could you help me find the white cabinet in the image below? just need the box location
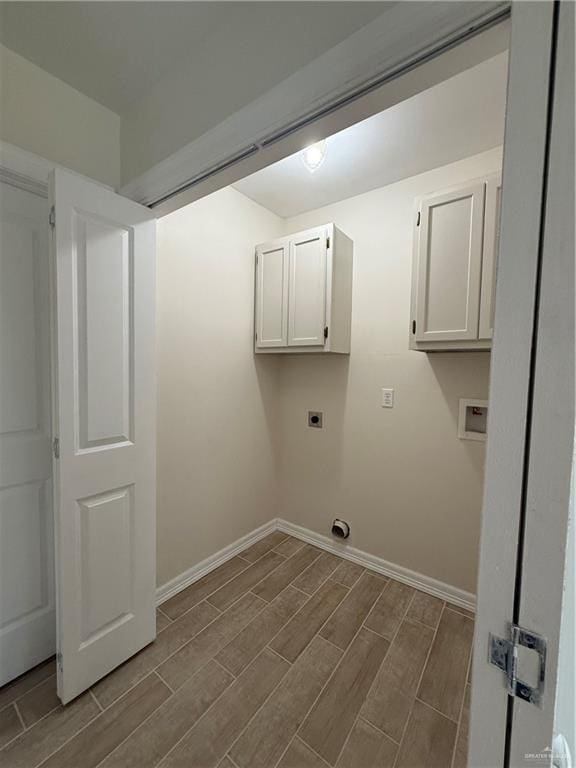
[255,224,353,354]
[410,173,501,351]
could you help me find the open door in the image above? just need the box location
[50,169,156,704]
[470,2,574,766]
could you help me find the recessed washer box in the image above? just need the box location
[458,399,488,441]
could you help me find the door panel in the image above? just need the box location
[415,182,484,341]
[76,213,133,448]
[288,228,327,346]
[0,182,54,686]
[51,170,156,703]
[255,241,288,348]
[479,174,502,340]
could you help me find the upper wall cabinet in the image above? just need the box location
[255,224,353,354]
[410,173,502,351]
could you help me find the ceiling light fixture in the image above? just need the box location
[301,140,327,173]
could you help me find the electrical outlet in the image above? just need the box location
[381,388,394,408]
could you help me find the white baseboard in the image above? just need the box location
[156,517,476,613]
[276,519,476,612]
[155,518,278,606]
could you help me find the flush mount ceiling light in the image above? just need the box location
[301,140,327,173]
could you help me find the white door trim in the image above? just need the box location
[468,3,559,766]
[509,1,574,761]
[119,3,509,211]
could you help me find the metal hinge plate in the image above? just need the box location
[326,236,330,249]
[49,206,55,229]
[416,211,421,226]
[324,326,329,340]
[489,624,547,706]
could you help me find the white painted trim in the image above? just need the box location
[155,519,278,606]
[156,517,476,613]
[275,519,476,612]
[120,2,509,209]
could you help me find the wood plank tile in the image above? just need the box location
[42,674,170,768]
[100,661,233,768]
[159,650,288,768]
[207,551,285,610]
[336,718,397,768]
[360,670,412,745]
[161,557,249,619]
[450,605,475,621]
[240,532,288,563]
[17,675,59,728]
[0,705,23,749]
[270,579,348,663]
[0,658,55,710]
[0,691,99,768]
[156,609,172,633]
[93,599,220,708]
[363,579,414,640]
[277,738,329,768]
[299,627,389,765]
[361,619,434,741]
[217,758,237,768]
[407,592,445,629]
[320,572,386,650]
[252,545,321,603]
[273,536,305,557]
[230,637,341,768]
[292,552,342,595]
[331,560,364,588]
[216,586,307,676]
[452,684,471,768]
[395,700,457,768]
[157,592,266,691]
[417,608,474,721]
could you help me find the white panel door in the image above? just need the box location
[479,174,502,340]
[415,182,485,342]
[255,240,288,348]
[50,170,156,703]
[288,228,327,347]
[0,182,54,686]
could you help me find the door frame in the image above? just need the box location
[469,2,570,766]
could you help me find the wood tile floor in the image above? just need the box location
[0,533,474,768]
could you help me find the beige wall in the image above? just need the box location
[156,187,282,585]
[156,148,501,595]
[276,148,502,594]
[0,45,121,187]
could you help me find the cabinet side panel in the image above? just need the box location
[329,227,353,353]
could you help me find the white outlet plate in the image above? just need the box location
[381,388,394,408]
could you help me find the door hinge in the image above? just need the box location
[324,326,329,340]
[489,624,547,707]
[416,211,421,227]
[52,437,60,459]
[49,206,56,229]
[412,320,416,334]
[326,236,330,249]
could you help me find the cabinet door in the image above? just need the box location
[415,182,485,342]
[479,175,502,340]
[288,228,327,346]
[255,241,289,348]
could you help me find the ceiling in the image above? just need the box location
[0,2,387,114]
[234,52,508,218]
